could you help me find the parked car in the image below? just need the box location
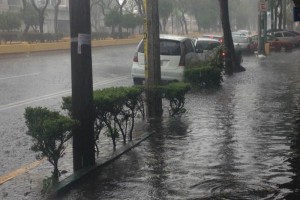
[236,30,252,37]
[131,34,199,85]
[202,34,223,43]
[273,30,299,47]
[194,37,221,52]
[194,37,223,61]
[251,34,293,52]
[232,35,255,54]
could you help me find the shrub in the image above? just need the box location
[0,31,20,44]
[160,82,191,115]
[93,86,144,149]
[184,65,223,88]
[184,46,224,88]
[24,107,78,180]
[22,32,42,43]
[91,32,109,40]
[62,86,144,151]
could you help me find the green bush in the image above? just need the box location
[62,86,144,151]
[160,82,191,115]
[93,86,144,149]
[22,32,64,43]
[184,44,225,88]
[24,107,78,180]
[0,31,20,44]
[91,32,109,40]
[184,65,223,88]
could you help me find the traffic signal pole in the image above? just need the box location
[69,0,95,171]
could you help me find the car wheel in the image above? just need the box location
[133,78,143,85]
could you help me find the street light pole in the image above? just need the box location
[69,0,95,171]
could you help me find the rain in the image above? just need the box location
[1,0,300,199]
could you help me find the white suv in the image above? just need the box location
[131,34,198,85]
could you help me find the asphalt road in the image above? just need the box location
[0,44,136,178]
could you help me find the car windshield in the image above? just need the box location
[138,39,181,55]
[233,37,249,43]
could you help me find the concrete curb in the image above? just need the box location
[0,36,142,55]
[49,131,155,198]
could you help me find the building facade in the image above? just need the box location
[0,0,70,34]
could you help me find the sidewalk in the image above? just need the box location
[0,36,142,55]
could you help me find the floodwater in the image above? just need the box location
[57,51,300,199]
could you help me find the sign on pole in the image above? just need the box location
[259,0,268,12]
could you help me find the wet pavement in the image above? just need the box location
[54,50,300,200]
[2,49,300,200]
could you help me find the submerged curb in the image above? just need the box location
[50,131,155,198]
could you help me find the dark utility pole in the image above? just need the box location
[69,0,95,171]
[145,0,163,119]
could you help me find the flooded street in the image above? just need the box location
[56,51,300,200]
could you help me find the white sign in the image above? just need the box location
[77,33,91,54]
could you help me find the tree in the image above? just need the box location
[188,0,219,32]
[219,0,240,74]
[176,0,189,34]
[51,0,61,34]
[134,0,144,15]
[104,9,121,36]
[121,13,137,35]
[24,107,78,180]
[0,12,21,31]
[115,0,127,38]
[30,0,49,37]
[20,1,39,33]
[158,0,173,33]
[90,0,114,32]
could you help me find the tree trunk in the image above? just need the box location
[278,0,283,30]
[218,0,242,74]
[54,5,60,34]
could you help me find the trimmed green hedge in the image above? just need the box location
[160,82,191,115]
[24,107,78,180]
[62,86,144,151]
[184,45,224,88]
[184,65,223,88]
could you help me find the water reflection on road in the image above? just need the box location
[57,51,300,200]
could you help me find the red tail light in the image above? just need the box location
[133,52,138,62]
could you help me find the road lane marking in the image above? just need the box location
[0,72,41,81]
[0,75,130,111]
[0,159,45,185]
[0,75,131,184]
[0,75,130,183]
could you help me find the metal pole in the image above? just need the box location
[69,0,95,171]
[258,11,263,55]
